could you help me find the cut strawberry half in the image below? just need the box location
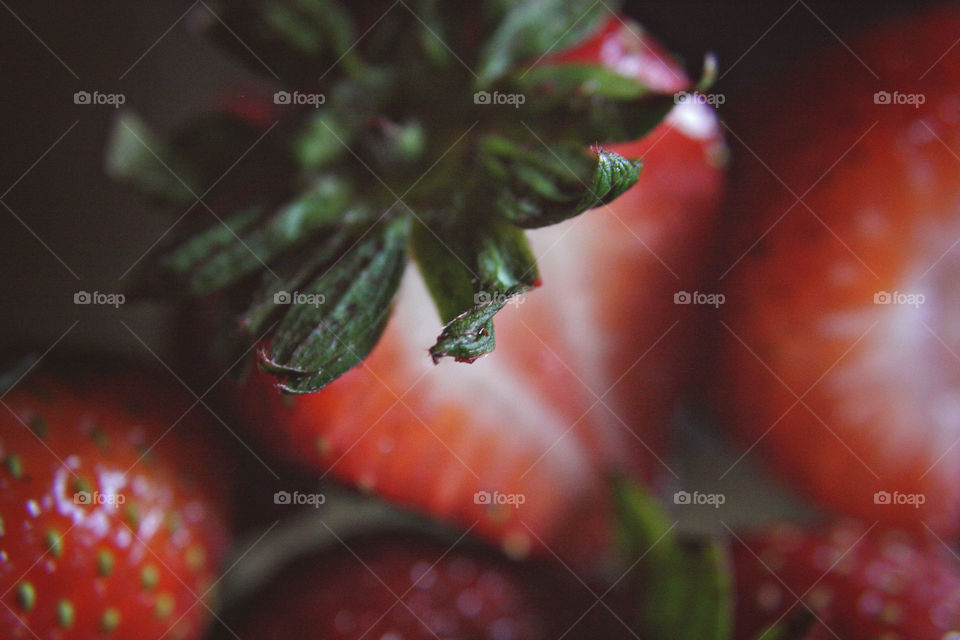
[712,4,960,535]
[228,96,725,567]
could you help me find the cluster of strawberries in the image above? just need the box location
[4,3,960,639]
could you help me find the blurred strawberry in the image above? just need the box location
[225,13,726,567]
[712,5,960,533]
[731,520,960,639]
[232,533,622,640]
[0,364,233,639]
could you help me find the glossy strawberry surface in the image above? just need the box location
[732,520,960,639]
[0,369,233,639]
[234,533,622,640]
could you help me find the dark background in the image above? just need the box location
[0,0,944,360]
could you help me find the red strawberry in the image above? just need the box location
[712,5,960,533]
[0,365,233,639]
[226,14,726,567]
[233,533,622,640]
[731,520,960,639]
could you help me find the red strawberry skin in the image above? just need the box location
[233,534,620,640]
[226,15,725,568]
[713,5,960,533]
[0,368,233,640]
[732,521,960,639]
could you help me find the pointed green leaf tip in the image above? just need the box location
[480,137,642,228]
[429,284,525,364]
[260,217,409,395]
[412,212,538,364]
[105,113,199,206]
[160,176,356,296]
[514,63,652,101]
[614,479,734,640]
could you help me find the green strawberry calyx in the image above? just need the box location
[107,0,712,394]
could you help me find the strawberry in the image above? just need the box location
[232,533,622,640]
[219,16,725,566]
[711,5,960,533]
[108,3,725,565]
[0,365,233,639]
[110,1,699,391]
[731,520,960,639]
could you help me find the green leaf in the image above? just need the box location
[472,216,539,295]
[509,54,717,145]
[264,0,355,57]
[517,85,675,145]
[428,289,509,364]
[161,176,355,295]
[199,0,360,82]
[105,113,200,206]
[479,136,641,228]
[413,213,539,324]
[644,540,733,640]
[294,110,356,170]
[240,226,357,336]
[616,478,675,558]
[293,72,397,171]
[410,219,475,324]
[477,0,618,86]
[260,217,409,394]
[411,208,538,364]
[159,206,264,289]
[413,0,452,67]
[615,480,734,640]
[366,120,427,171]
[514,63,652,101]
